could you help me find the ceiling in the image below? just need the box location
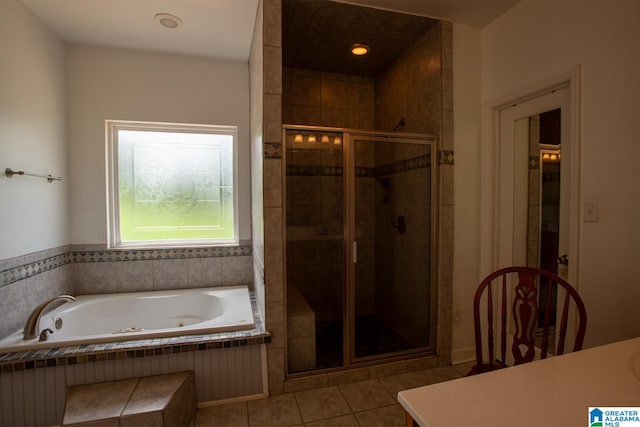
[335,0,520,28]
[20,0,261,61]
[20,0,519,62]
[283,0,439,77]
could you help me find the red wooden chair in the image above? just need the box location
[467,266,587,376]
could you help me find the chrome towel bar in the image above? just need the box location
[5,167,62,183]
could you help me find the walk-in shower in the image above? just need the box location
[284,125,437,374]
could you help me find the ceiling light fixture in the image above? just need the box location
[350,44,369,56]
[155,13,183,29]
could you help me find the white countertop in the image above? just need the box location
[398,337,640,427]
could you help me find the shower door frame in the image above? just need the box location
[282,125,439,376]
[345,131,438,365]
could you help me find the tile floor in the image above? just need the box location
[194,362,474,427]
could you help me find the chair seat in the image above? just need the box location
[465,362,507,376]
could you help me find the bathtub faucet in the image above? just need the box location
[23,295,76,340]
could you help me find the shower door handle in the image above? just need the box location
[353,241,358,264]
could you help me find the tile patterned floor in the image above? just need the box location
[194,362,474,427]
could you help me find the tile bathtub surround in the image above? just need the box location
[73,244,254,294]
[0,243,254,339]
[0,261,74,340]
[0,243,253,289]
[0,292,270,373]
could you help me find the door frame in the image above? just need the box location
[281,125,439,376]
[479,66,582,287]
[345,132,438,365]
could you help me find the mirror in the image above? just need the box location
[513,108,561,273]
[514,108,562,330]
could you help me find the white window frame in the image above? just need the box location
[106,120,239,249]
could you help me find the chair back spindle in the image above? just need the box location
[467,266,587,376]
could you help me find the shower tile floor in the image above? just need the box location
[193,362,474,426]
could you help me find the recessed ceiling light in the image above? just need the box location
[350,44,369,56]
[155,13,183,29]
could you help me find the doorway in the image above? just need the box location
[495,84,582,348]
[284,126,437,374]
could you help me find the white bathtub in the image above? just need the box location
[0,285,255,353]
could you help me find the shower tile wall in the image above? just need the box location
[281,66,375,347]
[373,144,431,346]
[354,142,376,318]
[374,21,454,356]
[287,145,343,323]
[375,22,444,137]
[282,68,375,129]
[354,138,432,356]
[285,128,345,372]
[261,1,453,390]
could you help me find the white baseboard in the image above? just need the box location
[451,346,476,365]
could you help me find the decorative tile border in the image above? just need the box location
[0,245,253,288]
[0,292,270,374]
[72,245,252,263]
[0,252,72,289]
[286,165,343,177]
[375,153,431,176]
[287,154,434,179]
[264,142,283,159]
[529,156,540,169]
[438,150,455,165]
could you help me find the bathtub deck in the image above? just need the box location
[62,371,196,426]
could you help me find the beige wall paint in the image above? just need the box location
[0,0,68,260]
[451,23,482,362]
[66,45,251,245]
[480,0,640,347]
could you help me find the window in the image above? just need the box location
[106,120,238,248]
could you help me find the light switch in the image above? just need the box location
[584,201,598,222]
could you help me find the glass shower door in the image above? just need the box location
[350,135,435,361]
[285,128,345,373]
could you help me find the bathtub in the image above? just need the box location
[0,285,255,353]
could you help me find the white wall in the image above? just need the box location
[0,0,68,260]
[480,0,640,347]
[451,23,482,362]
[66,45,251,244]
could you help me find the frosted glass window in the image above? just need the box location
[107,121,238,248]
